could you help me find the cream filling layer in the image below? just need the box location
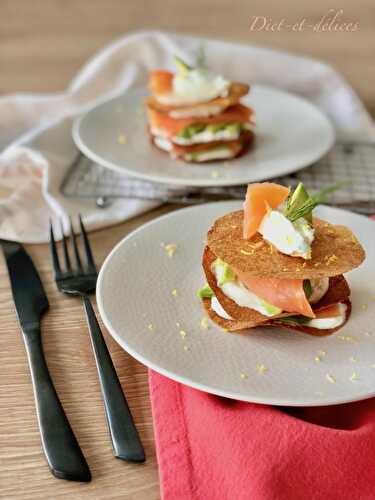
[154,136,173,152]
[185,147,235,162]
[211,297,233,320]
[212,296,347,329]
[173,127,242,146]
[153,136,237,161]
[151,123,254,146]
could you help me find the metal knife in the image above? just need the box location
[1,240,91,482]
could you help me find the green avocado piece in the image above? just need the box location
[259,300,282,316]
[174,56,192,77]
[277,315,310,326]
[197,284,214,299]
[177,123,206,139]
[206,123,225,133]
[303,280,312,299]
[225,123,242,135]
[206,123,242,135]
[185,152,199,162]
[214,259,236,286]
[286,182,312,223]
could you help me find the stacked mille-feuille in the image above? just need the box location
[198,182,365,336]
[146,57,255,163]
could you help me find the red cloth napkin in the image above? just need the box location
[149,370,375,500]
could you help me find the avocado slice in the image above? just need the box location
[177,123,206,139]
[225,123,242,135]
[197,284,215,299]
[206,123,227,133]
[303,279,312,299]
[277,315,310,326]
[259,300,282,316]
[174,56,192,77]
[214,259,236,286]
[285,182,312,223]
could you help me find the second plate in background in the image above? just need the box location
[73,85,335,187]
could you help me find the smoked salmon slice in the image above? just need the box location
[314,303,342,318]
[149,70,174,95]
[147,104,253,137]
[238,273,315,318]
[243,183,290,239]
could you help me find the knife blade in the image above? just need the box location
[2,240,49,331]
[1,240,91,482]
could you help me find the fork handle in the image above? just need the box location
[22,328,91,482]
[82,295,145,462]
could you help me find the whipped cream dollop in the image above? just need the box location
[259,210,315,260]
[157,68,230,105]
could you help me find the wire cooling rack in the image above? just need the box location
[61,141,375,213]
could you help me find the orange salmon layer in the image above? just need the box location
[236,272,315,318]
[243,183,290,239]
[147,104,253,137]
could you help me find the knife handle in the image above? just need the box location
[22,328,91,482]
[82,295,145,462]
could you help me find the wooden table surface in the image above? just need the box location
[0,1,374,498]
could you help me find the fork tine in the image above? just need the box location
[69,216,83,271]
[60,219,72,272]
[78,214,96,272]
[49,220,61,276]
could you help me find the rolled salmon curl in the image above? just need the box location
[243,183,290,239]
[149,70,173,95]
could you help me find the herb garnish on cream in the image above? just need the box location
[256,182,340,260]
[157,57,230,106]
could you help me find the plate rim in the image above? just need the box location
[72,84,335,187]
[97,202,375,407]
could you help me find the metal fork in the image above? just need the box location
[49,215,145,463]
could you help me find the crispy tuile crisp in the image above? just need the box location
[147,82,250,113]
[203,246,351,325]
[207,210,365,279]
[203,296,352,336]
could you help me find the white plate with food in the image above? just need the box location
[73,57,334,187]
[97,184,375,406]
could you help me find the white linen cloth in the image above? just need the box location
[1,30,374,243]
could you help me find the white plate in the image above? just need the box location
[97,203,375,407]
[73,85,334,187]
